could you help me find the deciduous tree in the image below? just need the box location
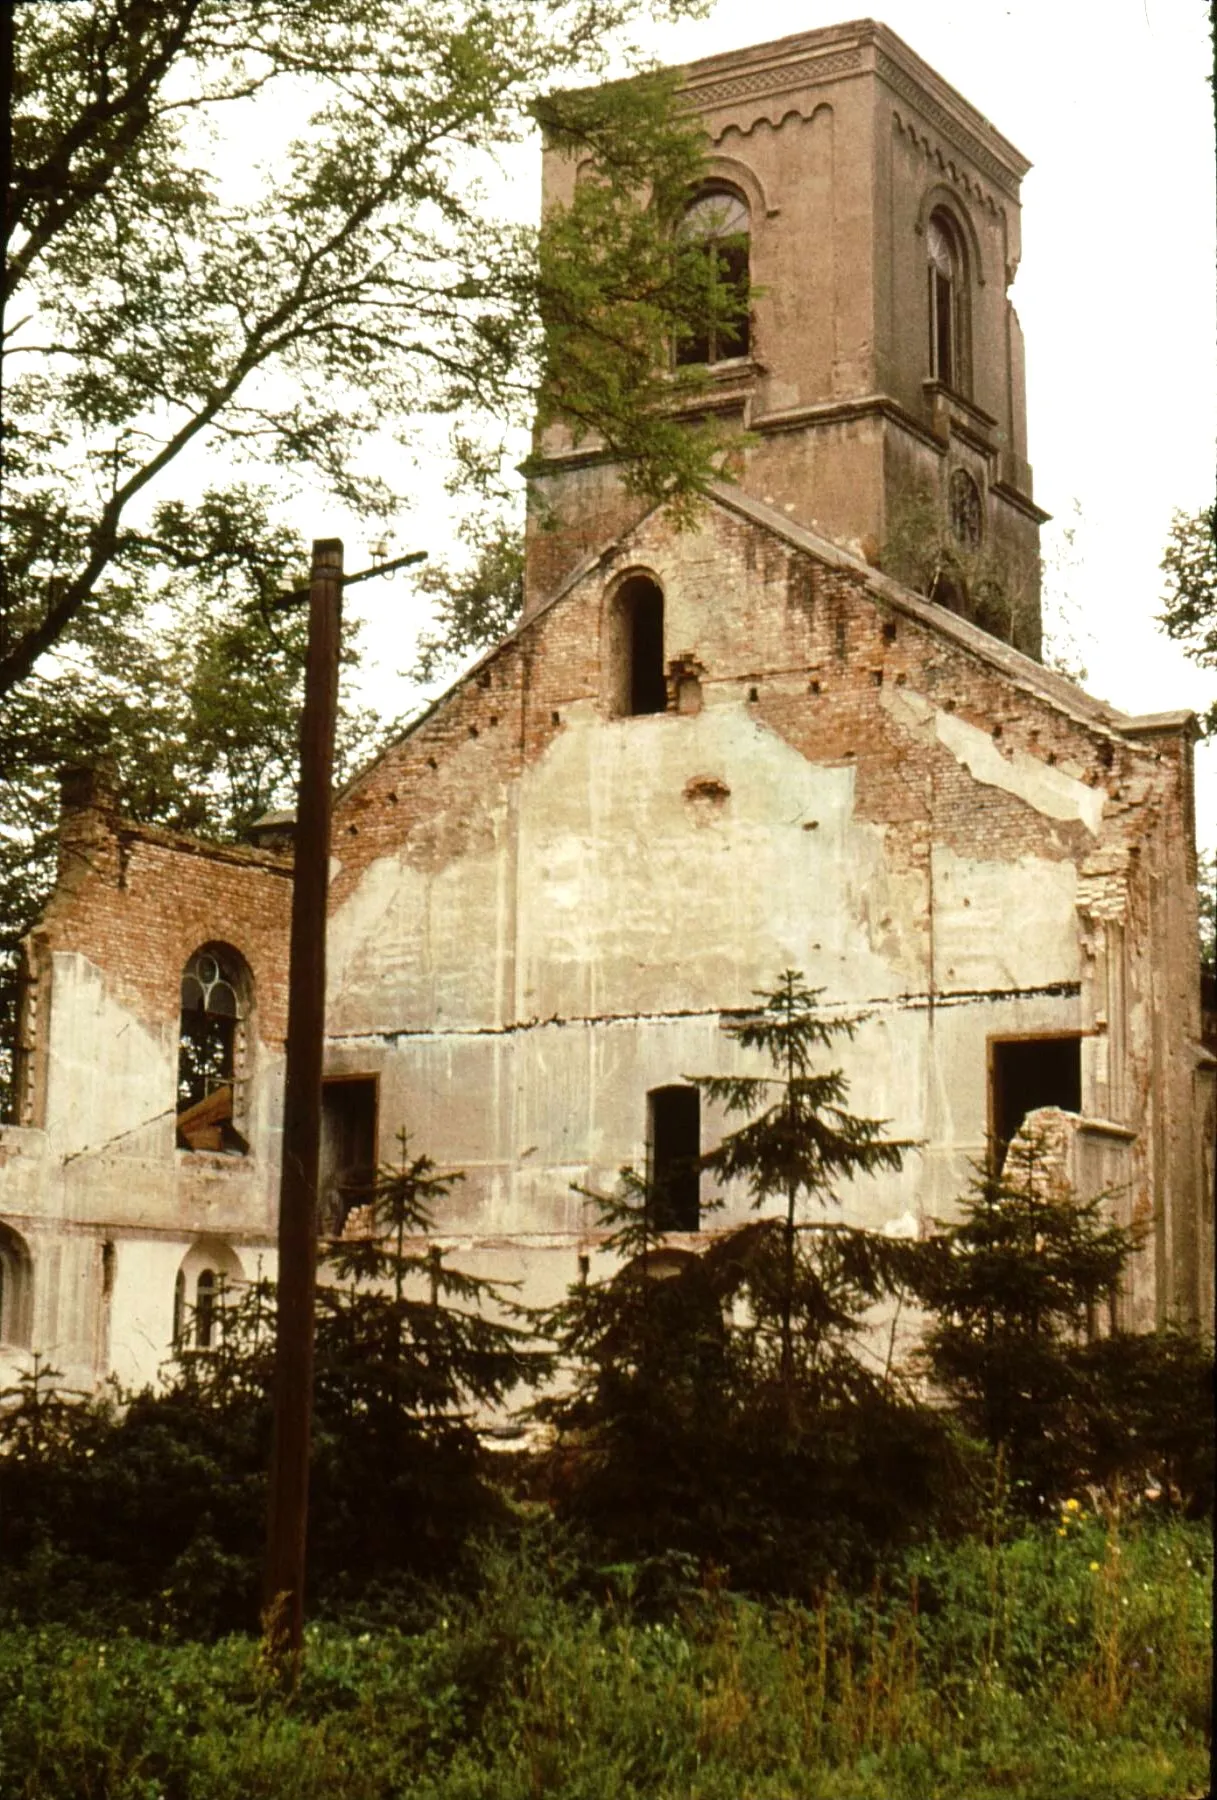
[3,0,734,699]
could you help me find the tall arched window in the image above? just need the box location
[611,575,667,716]
[676,189,751,366]
[177,944,251,1152]
[195,1269,217,1349]
[927,210,966,392]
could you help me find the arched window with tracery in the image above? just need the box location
[172,1239,242,1355]
[926,209,967,393]
[177,944,251,1152]
[676,188,751,366]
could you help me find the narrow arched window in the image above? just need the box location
[177,945,250,1153]
[927,211,965,391]
[195,1269,217,1349]
[612,576,667,716]
[676,189,751,366]
[0,1224,33,1348]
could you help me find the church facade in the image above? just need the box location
[2,20,1212,1395]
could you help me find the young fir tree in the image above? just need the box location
[539,1167,729,1563]
[918,1127,1140,1507]
[313,1131,548,1591]
[543,975,968,1592]
[694,970,919,1403]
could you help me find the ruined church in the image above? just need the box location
[2,19,1212,1396]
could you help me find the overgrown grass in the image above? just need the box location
[0,1512,1209,1800]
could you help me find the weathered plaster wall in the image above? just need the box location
[329,489,1204,1330]
[0,798,292,1387]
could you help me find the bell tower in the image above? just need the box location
[526,18,1046,657]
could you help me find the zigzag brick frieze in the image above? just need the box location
[682,47,862,113]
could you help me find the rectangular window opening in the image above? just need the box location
[320,1076,378,1234]
[648,1085,700,1232]
[989,1035,1082,1166]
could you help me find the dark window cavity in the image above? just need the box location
[320,1076,379,1233]
[927,211,965,392]
[990,1036,1083,1161]
[648,1085,701,1232]
[676,189,751,366]
[614,576,668,717]
[195,1268,217,1349]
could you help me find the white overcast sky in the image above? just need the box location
[337,0,1217,848]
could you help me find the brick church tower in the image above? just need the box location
[525,18,1047,656]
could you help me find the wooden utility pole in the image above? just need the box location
[264,536,343,1664]
[261,538,425,1670]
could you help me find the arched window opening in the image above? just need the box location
[676,189,751,367]
[0,1223,33,1348]
[195,1268,217,1349]
[647,1085,701,1232]
[613,576,668,717]
[927,211,966,392]
[177,945,250,1153]
[172,1239,242,1357]
[949,468,983,550]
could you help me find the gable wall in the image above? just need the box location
[329,502,1201,1328]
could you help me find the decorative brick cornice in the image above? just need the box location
[682,45,861,115]
[877,51,1022,197]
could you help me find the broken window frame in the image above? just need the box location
[176,944,252,1154]
[647,1084,702,1233]
[987,1031,1086,1169]
[319,1074,380,1235]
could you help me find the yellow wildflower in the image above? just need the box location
[1089,1561,1101,1572]
[1063,1498,1081,1514]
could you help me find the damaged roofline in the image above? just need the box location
[705,481,1198,749]
[334,478,1196,813]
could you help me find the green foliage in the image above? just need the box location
[543,974,965,1592]
[312,1131,547,1597]
[917,1136,1148,1507]
[4,0,726,697]
[694,970,916,1390]
[0,1135,546,1632]
[409,514,525,686]
[0,1520,1208,1800]
[881,481,1040,652]
[1158,503,1217,737]
[0,485,379,1114]
[529,71,745,521]
[539,1167,733,1565]
[1072,1329,1215,1516]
